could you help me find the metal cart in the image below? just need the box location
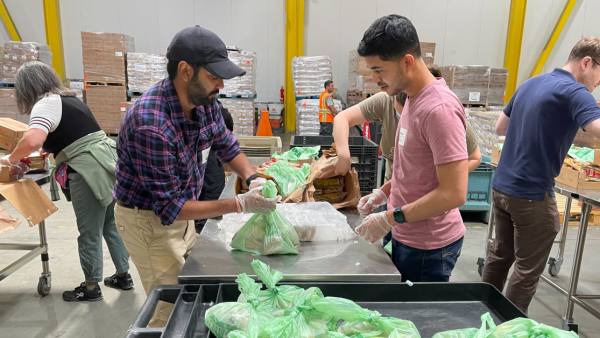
[478,162,600,332]
[0,172,55,296]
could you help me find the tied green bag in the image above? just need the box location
[251,259,304,311]
[265,161,311,197]
[312,297,421,338]
[205,274,274,338]
[230,181,300,255]
[273,146,321,162]
[432,313,579,338]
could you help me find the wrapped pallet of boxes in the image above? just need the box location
[0,88,17,119]
[81,32,134,82]
[468,110,504,157]
[0,118,27,152]
[126,53,167,94]
[223,50,256,96]
[420,42,436,66]
[295,99,343,136]
[222,99,255,137]
[2,41,52,81]
[120,101,134,121]
[86,85,128,134]
[442,65,490,106]
[292,56,333,97]
[487,68,508,106]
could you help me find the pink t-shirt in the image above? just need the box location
[388,78,467,250]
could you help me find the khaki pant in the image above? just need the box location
[114,204,197,327]
[482,188,560,314]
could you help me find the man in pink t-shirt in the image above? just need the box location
[353,15,469,282]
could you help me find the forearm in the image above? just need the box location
[333,116,350,156]
[177,198,238,221]
[379,180,392,197]
[226,153,256,182]
[390,186,465,223]
[9,134,43,162]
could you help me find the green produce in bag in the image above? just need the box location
[205,273,274,338]
[494,317,578,338]
[265,161,311,197]
[432,313,495,338]
[384,241,392,255]
[230,181,300,255]
[313,297,421,338]
[251,259,304,311]
[273,146,320,161]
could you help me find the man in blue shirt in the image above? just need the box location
[484,37,600,314]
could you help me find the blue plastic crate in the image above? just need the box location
[459,155,493,221]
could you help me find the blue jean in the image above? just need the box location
[391,236,464,282]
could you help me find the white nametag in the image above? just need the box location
[202,146,211,164]
[398,128,407,147]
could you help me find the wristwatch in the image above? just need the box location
[393,206,407,224]
[246,173,260,187]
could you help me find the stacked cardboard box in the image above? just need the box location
[420,42,436,67]
[223,50,256,95]
[268,103,284,129]
[487,68,508,106]
[292,56,333,97]
[81,32,134,82]
[221,99,255,137]
[126,53,166,93]
[346,90,365,107]
[86,85,127,134]
[2,41,52,80]
[0,118,28,151]
[442,65,490,105]
[468,110,504,157]
[120,101,134,121]
[0,89,17,119]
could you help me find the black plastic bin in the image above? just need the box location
[290,136,378,195]
[126,282,526,338]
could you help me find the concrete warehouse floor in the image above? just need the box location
[1,134,600,338]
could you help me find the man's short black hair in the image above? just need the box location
[167,60,204,81]
[358,15,421,61]
[324,80,333,89]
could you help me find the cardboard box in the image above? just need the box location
[0,178,58,226]
[555,165,600,190]
[491,146,502,164]
[420,42,436,66]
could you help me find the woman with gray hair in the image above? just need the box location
[0,61,133,302]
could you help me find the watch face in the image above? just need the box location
[393,207,405,223]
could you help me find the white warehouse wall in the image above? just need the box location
[2,1,600,103]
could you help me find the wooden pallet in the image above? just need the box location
[85,81,126,87]
[556,194,600,226]
[463,103,486,108]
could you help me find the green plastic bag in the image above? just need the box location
[205,274,274,338]
[568,145,595,163]
[273,146,320,161]
[312,297,421,338]
[230,181,300,255]
[432,313,495,338]
[265,161,311,197]
[493,317,578,338]
[384,241,392,255]
[251,259,304,311]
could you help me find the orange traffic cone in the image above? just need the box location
[256,109,273,136]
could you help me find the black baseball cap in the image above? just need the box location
[167,25,246,80]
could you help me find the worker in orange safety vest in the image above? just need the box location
[318,80,339,135]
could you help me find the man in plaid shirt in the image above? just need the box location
[113,26,278,327]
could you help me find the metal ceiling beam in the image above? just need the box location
[0,0,21,41]
[503,0,527,104]
[43,0,66,80]
[284,0,304,132]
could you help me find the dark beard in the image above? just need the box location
[187,75,218,106]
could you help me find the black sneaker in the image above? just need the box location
[104,272,134,290]
[62,282,103,302]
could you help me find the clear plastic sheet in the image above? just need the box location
[2,41,52,80]
[292,56,333,97]
[224,51,256,95]
[217,202,357,245]
[126,53,167,93]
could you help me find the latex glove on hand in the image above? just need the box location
[236,187,282,214]
[356,211,395,244]
[0,154,17,167]
[248,177,267,190]
[357,189,388,218]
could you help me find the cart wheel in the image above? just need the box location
[548,261,561,276]
[38,276,51,297]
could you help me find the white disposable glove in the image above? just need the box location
[0,154,17,167]
[356,211,395,244]
[357,189,388,218]
[236,187,281,214]
[248,177,267,190]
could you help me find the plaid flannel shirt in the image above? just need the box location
[114,78,241,225]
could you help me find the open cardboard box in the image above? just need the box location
[233,172,282,196]
[555,164,600,190]
[0,178,58,234]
